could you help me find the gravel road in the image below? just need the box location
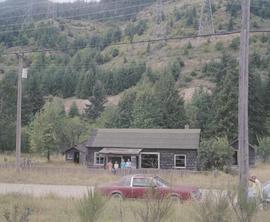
[0,183,93,198]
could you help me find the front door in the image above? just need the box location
[109,156,121,167]
[74,152,80,164]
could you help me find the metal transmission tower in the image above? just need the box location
[198,0,215,35]
[156,0,163,24]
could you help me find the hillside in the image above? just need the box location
[0,0,270,152]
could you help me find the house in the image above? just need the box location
[64,142,87,165]
[85,128,201,170]
[230,139,256,166]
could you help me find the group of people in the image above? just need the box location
[105,159,132,174]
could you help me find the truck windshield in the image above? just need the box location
[154,176,169,187]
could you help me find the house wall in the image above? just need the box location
[249,147,256,166]
[65,148,86,165]
[86,147,102,167]
[142,149,197,170]
[65,149,76,162]
[87,147,198,170]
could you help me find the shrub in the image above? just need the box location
[198,137,233,170]
[257,137,270,162]
[194,191,232,222]
[132,188,174,222]
[77,190,106,222]
[215,41,224,51]
[3,205,32,222]
[230,37,240,50]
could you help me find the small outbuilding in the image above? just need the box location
[64,142,87,165]
[230,139,256,166]
[85,128,201,170]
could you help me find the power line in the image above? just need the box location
[3,29,270,56]
[0,0,156,23]
[0,0,268,34]
[0,1,162,32]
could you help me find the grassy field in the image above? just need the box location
[1,193,270,222]
[0,154,270,190]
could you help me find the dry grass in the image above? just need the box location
[0,154,270,190]
[0,193,270,222]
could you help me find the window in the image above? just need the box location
[140,153,160,169]
[67,153,73,160]
[94,152,105,165]
[174,154,186,168]
[119,176,132,186]
[133,178,154,187]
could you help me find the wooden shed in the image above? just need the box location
[64,142,87,165]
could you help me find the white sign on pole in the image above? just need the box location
[22,68,28,79]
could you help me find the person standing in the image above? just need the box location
[113,161,119,175]
[106,160,113,173]
[120,159,126,169]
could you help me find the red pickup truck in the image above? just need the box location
[97,174,201,201]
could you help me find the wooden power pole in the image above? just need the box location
[238,0,250,198]
[16,53,23,172]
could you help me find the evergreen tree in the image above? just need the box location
[187,87,213,137]
[154,73,186,128]
[132,83,162,128]
[85,81,106,120]
[69,102,80,118]
[211,54,238,140]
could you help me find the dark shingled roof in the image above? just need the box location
[86,129,201,150]
[64,141,87,153]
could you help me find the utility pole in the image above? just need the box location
[198,0,214,35]
[238,0,250,199]
[16,53,23,172]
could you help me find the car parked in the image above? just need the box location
[97,174,201,201]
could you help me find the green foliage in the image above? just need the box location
[154,73,186,128]
[85,81,106,120]
[229,37,240,50]
[3,204,32,222]
[77,190,106,222]
[194,191,232,222]
[99,62,146,95]
[215,41,224,51]
[69,102,80,118]
[198,137,233,170]
[132,83,162,128]
[257,137,270,162]
[0,71,17,151]
[29,97,66,161]
[125,20,148,42]
[61,117,86,148]
[169,59,182,81]
[186,88,213,136]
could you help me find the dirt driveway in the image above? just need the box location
[0,183,92,198]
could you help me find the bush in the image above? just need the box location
[257,137,270,162]
[230,37,240,50]
[3,205,32,222]
[198,137,233,170]
[77,190,106,222]
[132,188,174,222]
[215,41,224,51]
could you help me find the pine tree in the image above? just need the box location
[154,73,186,128]
[69,102,80,118]
[132,83,162,128]
[85,81,106,120]
[211,54,238,140]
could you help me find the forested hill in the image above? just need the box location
[0,0,270,153]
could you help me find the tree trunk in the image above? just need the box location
[47,149,50,162]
